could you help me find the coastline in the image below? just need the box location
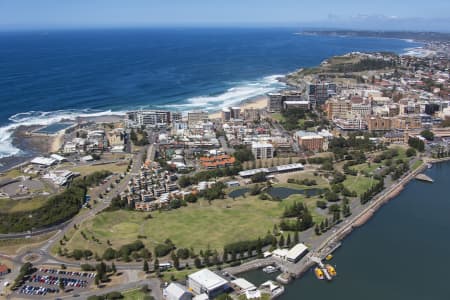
[229,158,450,283]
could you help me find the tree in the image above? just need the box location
[286,233,292,247]
[111,262,116,274]
[194,257,202,268]
[315,224,321,235]
[420,129,434,141]
[59,279,65,291]
[154,258,159,275]
[406,147,417,157]
[278,235,285,248]
[143,260,149,273]
[94,275,100,286]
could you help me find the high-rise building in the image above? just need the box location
[187,111,208,127]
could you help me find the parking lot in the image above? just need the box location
[15,267,95,298]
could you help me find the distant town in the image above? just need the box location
[1,40,450,300]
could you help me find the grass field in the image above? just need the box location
[0,196,48,213]
[411,159,424,170]
[67,197,282,254]
[343,175,379,196]
[0,231,56,255]
[122,288,149,300]
[65,189,323,255]
[68,162,128,176]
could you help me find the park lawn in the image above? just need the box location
[350,162,381,174]
[122,288,149,300]
[0,196,49,213]
[271,113,285,122]
[411,159,424,170]
[67,196,284,255]
[343,175,379,196]
[69,163,128,176]
[0,169,23,179]
[162,267,202,282]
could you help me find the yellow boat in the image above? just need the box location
[325,264,337,277]
[325,254,333,261]
[314,267,324,280]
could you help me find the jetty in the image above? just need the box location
[415,173,434,183]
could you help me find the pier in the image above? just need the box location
[415,173,434,183]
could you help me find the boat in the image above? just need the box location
[427,163,432,169]
[260,280,285,299]
[325,254,333,261]
[263,265,279,274]
[314,267,324,280]
[325,264,337,277]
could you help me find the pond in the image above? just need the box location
[228,186,322,199]
[267,187,322,199]
[228,188,249,198]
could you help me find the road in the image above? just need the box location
[0,147,154,298]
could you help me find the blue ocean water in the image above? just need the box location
[0,28,419,158]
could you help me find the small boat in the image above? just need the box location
[325,254,333,261]
[325,264,337,277]
[314,267,324,280]
[427,163,432,169]
[263,265,278,273]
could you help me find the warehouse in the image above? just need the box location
[187,269,229,298]
[286,243,308,263]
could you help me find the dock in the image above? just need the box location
[415,173,434,183]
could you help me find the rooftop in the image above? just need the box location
[188,269,228,291]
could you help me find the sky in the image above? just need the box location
[1,0,450,31]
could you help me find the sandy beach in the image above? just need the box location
[208,95,268,119]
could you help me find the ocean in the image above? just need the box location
[0,28,419,159]
[242,161,450,299]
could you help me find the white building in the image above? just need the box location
[286,243,308,263]
[187,269,228,298]
[251,142,274,159]
[164,283,192,300]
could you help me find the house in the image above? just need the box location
[0,264,9,276]
[187,269,228,298]
[164,282,192,300]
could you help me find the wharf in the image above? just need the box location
[415,173,434,183]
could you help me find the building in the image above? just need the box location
[164,282,193,300]
[230,107,241,119]
[367,116,392,131]
[334,117,366,131]
[30,157,58,167]
[128,110,171,128]
[238,163,304,178]
[221,108,231,121]
[199,155,236,169]
[188,111,208,127]
[268,93,283,112]
[187,269,228,298]
[0,264,9,276]
[283,101,310,111]
[286,243,308,263]
[63,142,77,154]
[243,108,261,122]
[307,82,337,106]
[251,142,274,159]
[325,99,351,119]
[171,112,183,122]
[294,131,325,152]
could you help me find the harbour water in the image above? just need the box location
[242,161,450,299]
